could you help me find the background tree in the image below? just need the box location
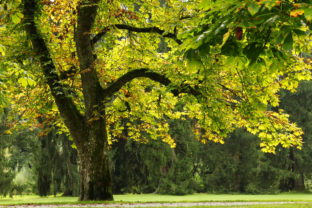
[0,110,14,196]
[276,81,312,191]
[110,118,202,195]
[1,0,312,200]
[36,129,79,197]
[0,108,39,196]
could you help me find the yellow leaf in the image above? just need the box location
[290,9,304,18]
[221,30,231,47]
[5,129,13,135]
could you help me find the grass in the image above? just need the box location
[139,205,312,208]
[0,193,312,207]
[61,205,312,208]
[114,192,312,202]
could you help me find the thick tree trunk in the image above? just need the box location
[23,0,113,200]
[76,118,113,201]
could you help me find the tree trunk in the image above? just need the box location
[22,0,113,200]
[37,131,53,196]
[76,118,113,201]
[293,173,305,191]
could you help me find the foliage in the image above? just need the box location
[177,0,312,152]
[0,0,311,153]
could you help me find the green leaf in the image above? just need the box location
[282,32,293,51]
[221,37,239,57]
[243,42,263,64]
[263,15,279,26]
[0,45,5,56]
[17,77,28,87]
[303,7,312,21]
[71,143,77,149]
[221,30,231,47]
[199,0,212,10]
[275,33,284,45]
[247,2,260,16]
[263,0,278,10]
[11,12,23,24]
[184,50,203,71]
[293,29,306,37]
[198,43,210,57]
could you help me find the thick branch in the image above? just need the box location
[22,0,86,140]
[75,0,104,117]
[103,68,200,98]
[91,24,182,46]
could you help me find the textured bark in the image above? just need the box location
[77,117,113,201]
[91,24,182,46]
[103,68,201,98]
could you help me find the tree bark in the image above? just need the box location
[76,116,113,201]
[73,0,114,200]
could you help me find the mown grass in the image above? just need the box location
[137,205,312,208]
[66,205,312,208]
[114,192,312,202]
[0,192,312,206]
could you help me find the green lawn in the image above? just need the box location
[114,192,312,202]
[0,193,312,206]
[60,205,312,208]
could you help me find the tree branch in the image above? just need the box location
[102,68,200,98]
[75,0,105,117]
[91,24,182,47]
[22,0,86,140]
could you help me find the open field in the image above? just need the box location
[1,193,312,207]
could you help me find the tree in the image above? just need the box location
[36,129,79,196]
[0,107,40,196]
[0,110,14,196]
[111,118,201,195]
[1,0,312,200]
[277,80,312,191]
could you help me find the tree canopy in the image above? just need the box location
[1,0,312,200]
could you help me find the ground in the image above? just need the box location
[0,201,311,208]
